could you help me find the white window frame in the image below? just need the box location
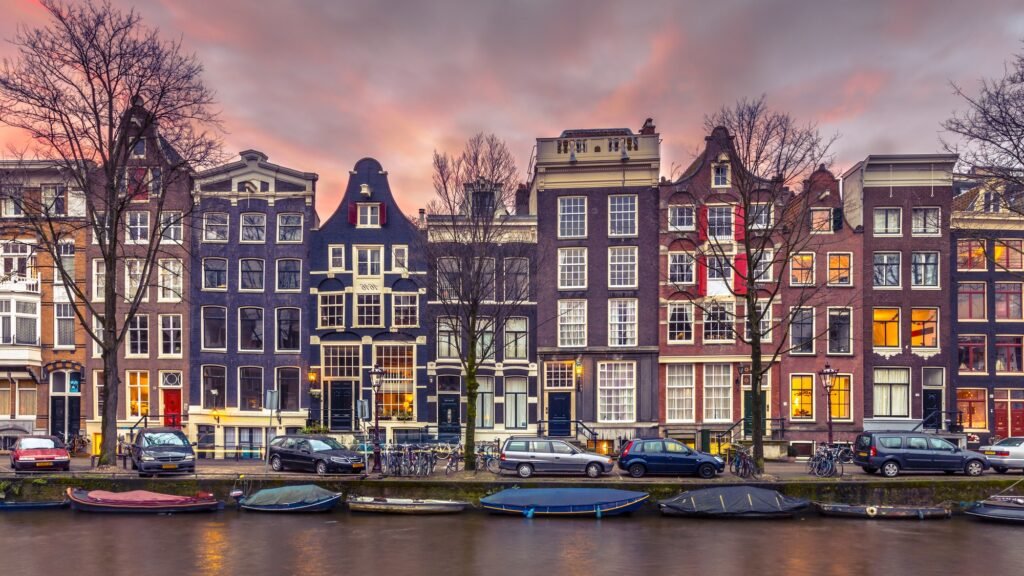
[749,203,772,230]
[872,367,911,419]
[712,162,730,188]
[608,194,638,237]
[703,364,733,422]
[201,306,228,352]
[392,245,409,273]
[203,212,229,243]
[357,203,380,228]
[557,247,587,290]
[557,196,587,239]
[354,294,383,328]
[668,253,695,285]
[239,212,267,243]
[160,211,183,244]
[124,258,147,302]
[873,252,902,289]
[826,307,853,356]
[596,361,636,424]
[238,258,265,293]
[789,373,816,421]
[238,306,265,353]
[911,207,941,237]
[275,258,302,292]
[158,314,182,359]
[557,299,587,348]
[92,259,105,302]
[707,205,733,240]
[667,205,695,232]
[703,303,735,343]
[126,211,150,244]
[275,307,302,353]
[202,257,228,291]
[392,293,419,328]
[318,293,345,329]
[873,207,902,236]
[608,246,638,289]
[53,302,75,350]
[126,313,149,358]
[827,252,853,287]
[277,212,304,243]
[665,364,695,423]
[607,298,638,347]
[157,258,182,302]
[789,306,815,355]
[667,302,694,344]
[355,246,384,278]
[910,251,941,289]
[328,245,346,272]
[789,253,815,287]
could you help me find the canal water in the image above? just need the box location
[2,511,1021,575]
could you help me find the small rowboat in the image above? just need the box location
[480,488,649,518]
[814,502,951,520]
[234,485,341,513]
[66,488,221,513]
[965,495,1024,523]
[0,500,69,511]
[347,496,468,514]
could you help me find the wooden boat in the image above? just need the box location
[659,486,808,518]
[814,502,951,520]
[347,496,468,514]
[66,488,221,513]
[965,495,1024,523]
[0,500,69,511]
[234,485,341,513]
[480,488,649,518]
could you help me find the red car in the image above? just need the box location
[10,435,71,472]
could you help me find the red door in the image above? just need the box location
[1012,402,1024,436]
[162,389,182,427]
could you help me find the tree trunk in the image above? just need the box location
[465,369,477,471]
[99,350,119,466]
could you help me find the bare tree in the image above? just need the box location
[421,133,535,470]
[0,0,220,465]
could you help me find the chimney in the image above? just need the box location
[515,184,530,215]
[640,118,656,135]
[418,208,425,227]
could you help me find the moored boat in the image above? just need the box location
[234,485,341,513]
[66,488,221,513]
[480,488,649,518]
[659,486,808,518]
[347,496,468,514]
[0,500,69,511]
[965,495,1024,523]
[814,502,951,519]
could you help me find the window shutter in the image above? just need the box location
[734,206,746,241]
[380,202,388,225]
[734,252,748,295]
[832,207,844,231]
[697,206,708,242]
[696,255,707,297]
[348,202,357,225]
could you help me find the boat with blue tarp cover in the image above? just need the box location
[480,488,649,518]
[659,486,808,518]
[233,485,341,513]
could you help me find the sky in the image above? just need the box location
[2,0,1024,218]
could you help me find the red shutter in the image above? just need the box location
[696,255,707,297]
[734,206,745,241]
[348,202,357,224]
[697,206,708,241]
[379,202,387,225]
[734,252,748,295]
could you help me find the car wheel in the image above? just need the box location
[628,463,646,478]
[861,466,877,474]
[697,463,716,479]
[994,466,1009,474]
[880,461,900,478]
[316,460,328,476]
[585,463,602,478]
[517,463,533,478]
[270,455,284,472]
[965,460,984,477]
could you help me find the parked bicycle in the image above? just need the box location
[730,444,760,479]
[806,444,845,478]
[474,440,502,475]
[64,431,89,456]
[445,442,465,475]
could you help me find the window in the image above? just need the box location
[666,364,695,422]
[668,206,695,231]
[558,197,586,238]
[128,371,149,417]
[473,317,495,362]
[393,294,418,327]
[910,308,938,349]
[830,375,852,420]
[910,252,939,287]
[608,299,637,347]
[608,195,637,236]
[749,203,771,230]
[504,258,529,301]
[557,299,586,347]
[0,300,38,345]
[160,211,183,242]
[667,303,693,343]
[160,315,181,356]
[790,375,814,420]
[704,303,734,342]
[125,211,150,244]
[752,250,773,283]
[995,282,1023,320]
[790,253,815,286]
[668,253,694,284]
[125,258,146,301]
[922,367,945,387]
[557,248,587,290]
[828,309,852,354]
[239,367,263,411]
[707,256,731,280]
[374,345,415,418]
[42,185,67,215]
[200,366,225,410]
[92,259,105,301]
[873,367,909,418]
[810,208,832,233]
[277,367,300,412]
[994,239,1024,271]
[329,246,345,271]
[240,213,266,242]
[276,308,301,352]
[276,213,303,242]
[437,318,460,359]
[745,301,772,342]
[238,307,264,352]
[158,259,182,301]
[827,253,852,286]
[912,207,940,235]
[957,239,987,270]
[996,336,1023,373]
[608,246,637,288]
[958,282,986,320]
[873,207,901,235]
[713,163,730,187]
[392,245,408,273]
[357,203,380,227]
[54,303,74,348]
[957,388,988,430]
[203,212,228,242]
[203,258,227,290]
[202,307,227,350]
[790,308,815,354]
[91,316,103,357]
[545,361,575,388]
[475,377,494,429]
[355,294,382,327]
[707,206,732,238]
[276,259,301,291]
[504,317,528,360]
[872,253,900,287]
[505,378,528,430]
[322,344,360,380]
[958,335,987,373]
[704,364,732,421]
[319,293,345,328]
[436,257,460,299]
[356,247,383,277]
[477,258,496,301]
[872,308,900,349]
[131,139,146,158]
[239,259,264,292]
[1,185,23,217]
[53,243,75,286]
[597,362,635,423]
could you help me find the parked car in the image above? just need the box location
[267,435,364,475]
[129,428,196,476]
[617,438,724,478]
[853,430,989,478]
[10,435,70,472]
[978,437,1024,473]
[499,437,614,478]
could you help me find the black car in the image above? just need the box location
[129,428,196,476]
[618,438,725,478]
[852,430,989,477]
[267,435,365,475]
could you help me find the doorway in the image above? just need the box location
[923,389,944,429]
[547,392,572,436]
[162,389,182,427]
[437,394,461,442]
[329,381,354,431]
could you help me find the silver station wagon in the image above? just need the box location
[499,437,615,478]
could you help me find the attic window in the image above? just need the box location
[713,163,730,187]
[131,139,146,158]
[358,203,380,227]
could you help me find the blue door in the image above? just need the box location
[437,394,461,442]
[548,392,572,437]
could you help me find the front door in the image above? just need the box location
[50,396,66,440]
[923,389,943,429]
[548,392,572,437]
[162,389,181,427]
[329,382,353,431]
[742,391,769,437]
[437,394,461,442]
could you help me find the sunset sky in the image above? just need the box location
[3,0,1024,218]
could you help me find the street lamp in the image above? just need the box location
[819,363,838,445]
[210,388,221,425]
[307,369,321,427]
[370,363,386,474]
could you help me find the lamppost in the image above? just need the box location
[307,369,321,427]
[819,363,838,445]
[370,364,386,474]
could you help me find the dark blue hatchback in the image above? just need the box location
[618,438,724,478]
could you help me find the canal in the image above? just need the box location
[2,511,1020,575]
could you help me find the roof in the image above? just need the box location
[842,154,958,179]
[196,150,318,182]
[559,128,635,138]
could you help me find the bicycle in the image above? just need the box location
[806,444,844,478]
[445,442,465,475]
[65,432,89,456]
[730,445,760,479]
[474,441,502,475]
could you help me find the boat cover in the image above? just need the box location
[481,488,646,508]
[82,490,210,504]
[660,486,808,516]
[243,485,338,507]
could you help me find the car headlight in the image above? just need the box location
[183,454,194,461]
[54,456,70,461]
[330,457,350,464]
[142,455,155,461]
[20,456,35,461]
[714,457,724,463]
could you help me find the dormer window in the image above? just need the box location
[713,163,730,187]
[131,139,146,158]
[358,203,380,227]
[984,192,1001,213]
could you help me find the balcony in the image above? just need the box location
[0,273,40,294]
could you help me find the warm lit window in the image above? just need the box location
[830,375,852,420]
[873,207,901,235]
[872,308,900,348]
[994,239,1024,271]
[127,371,149,418]
[995,336,1023,372]
[957,388,988,430]
[957,239,987,270]
[957,282,986,320]
[910,308,938,349]
[958,335,986,373]
[827,253,852,286]
[790,254,814,286]
[810,209,832,233]
[995,282,1023,320]
[790,375,814,420]
[873,252,900,287]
